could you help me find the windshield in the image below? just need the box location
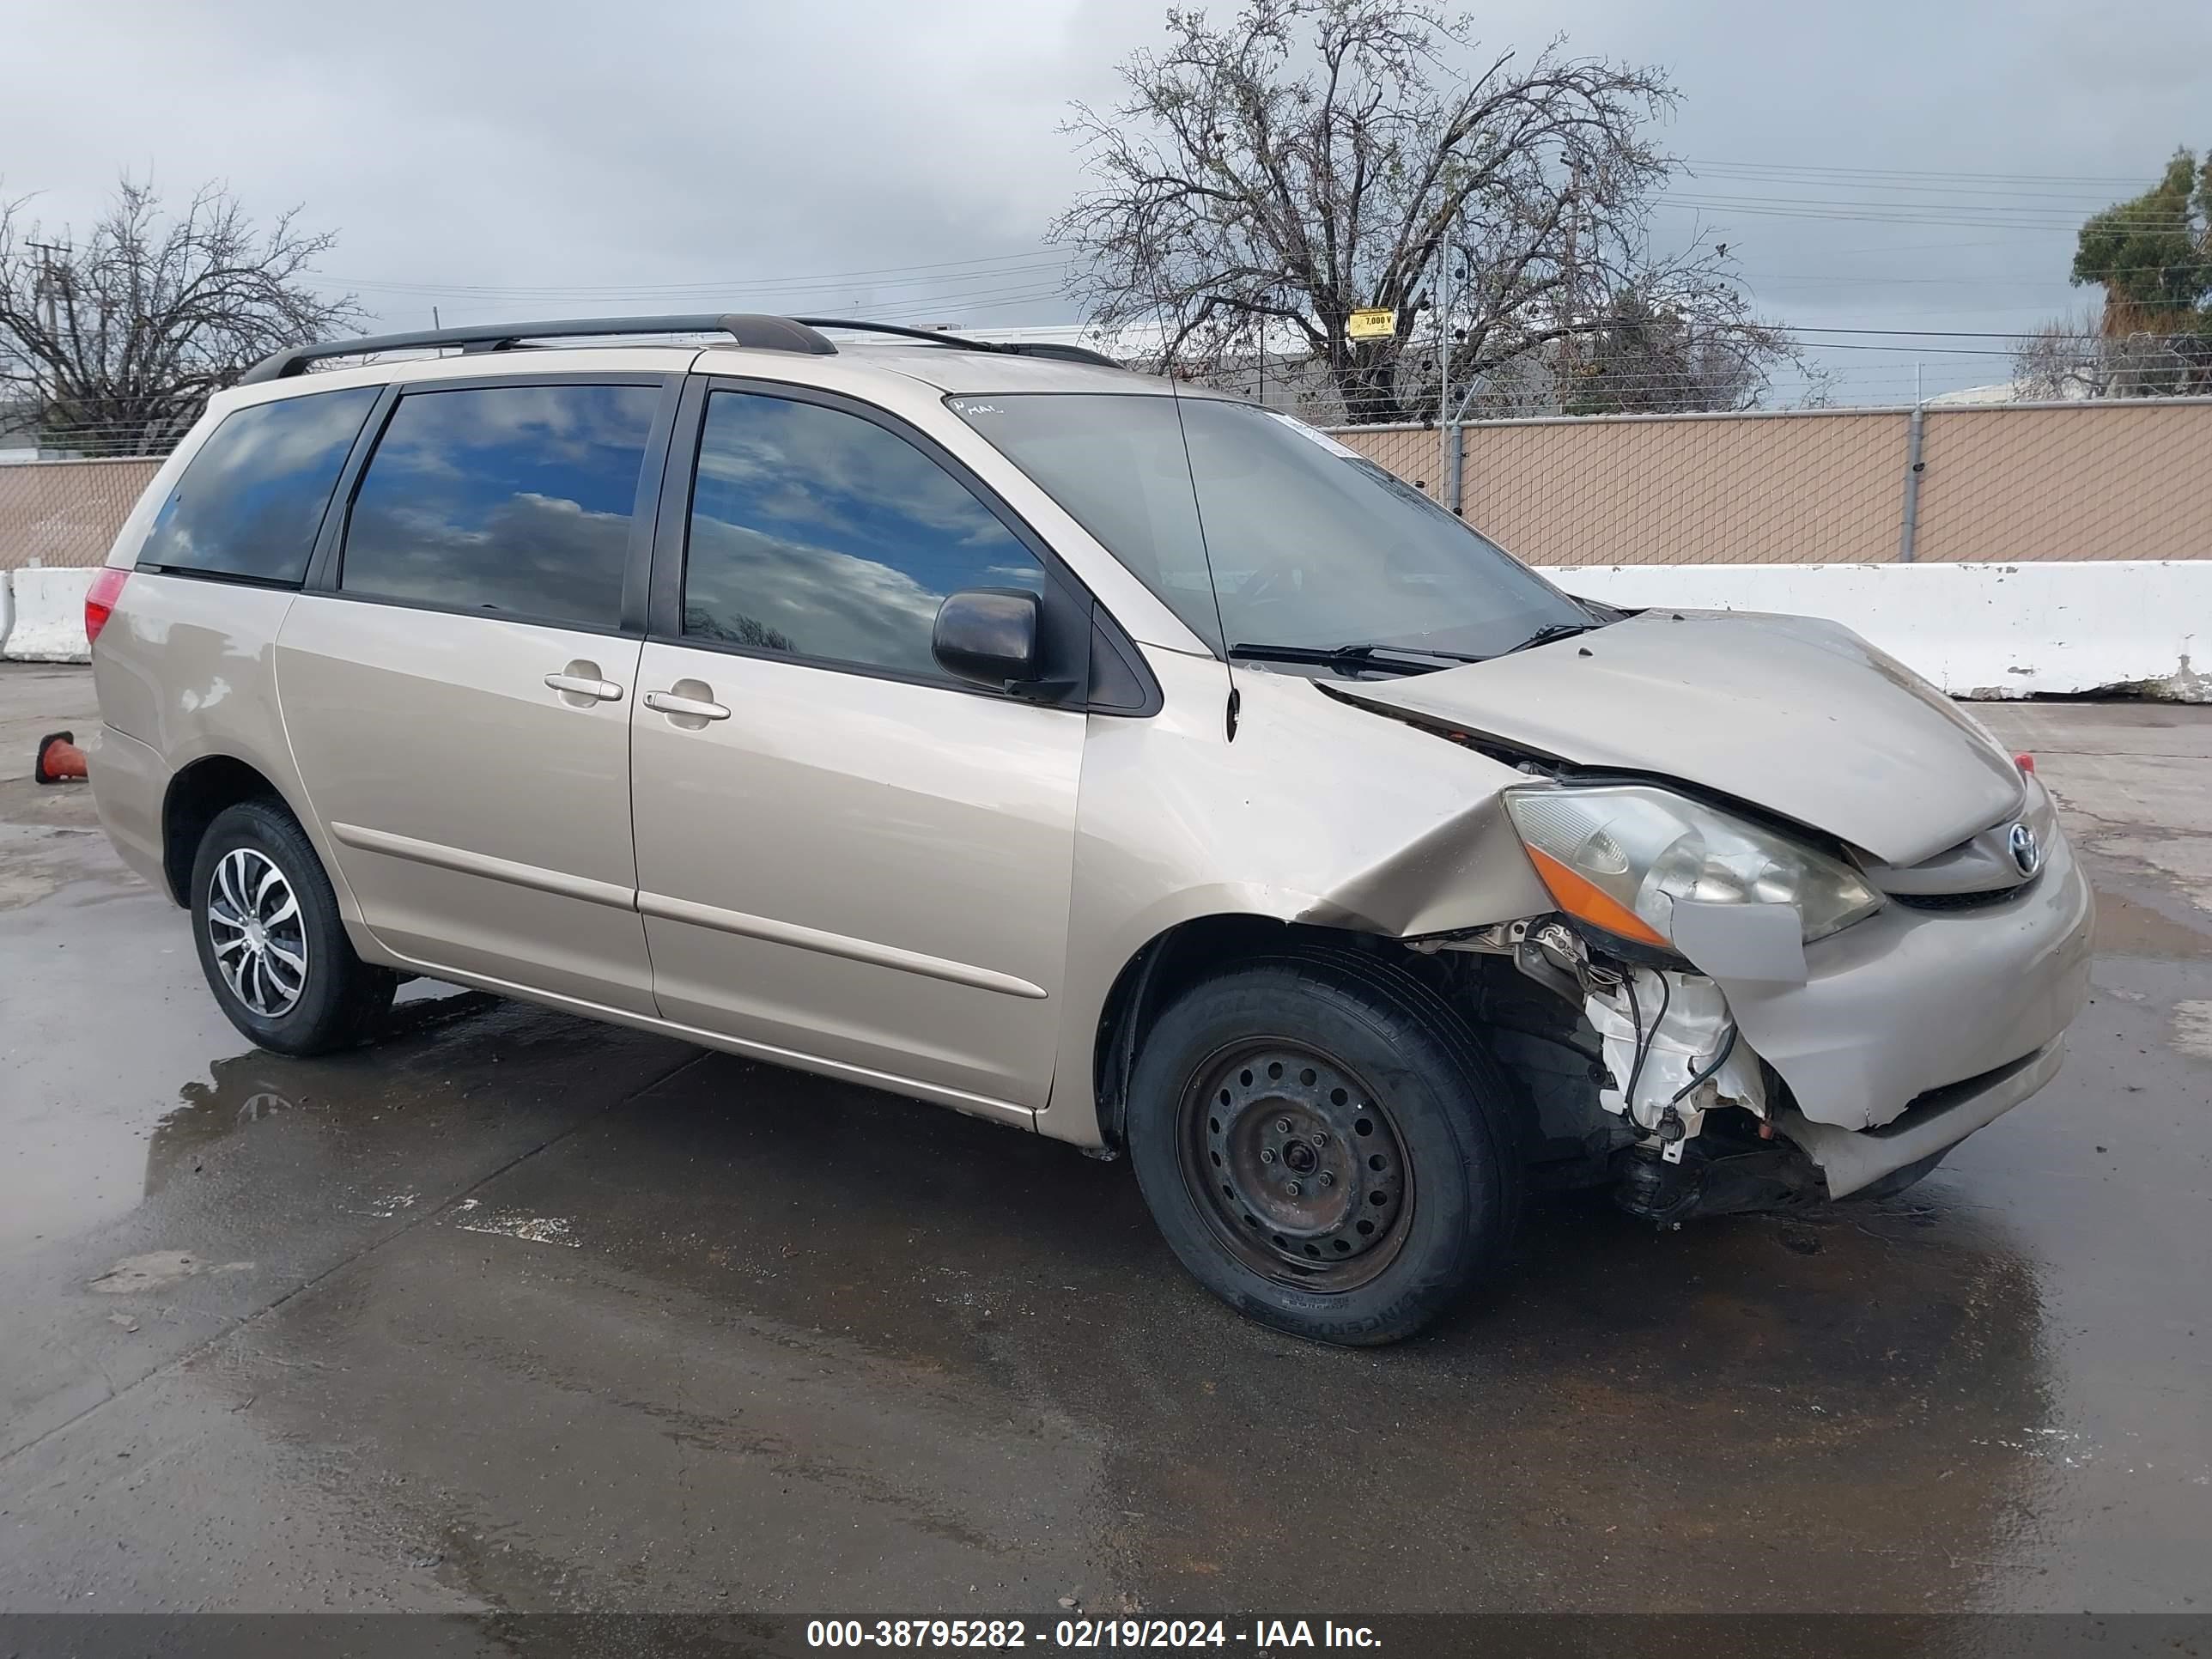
[946,392,1589,661]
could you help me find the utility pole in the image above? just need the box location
[1560,164,1582,395]
[1438,210,1473,513]
[26,241,66,338]
[1437,234,1452,428]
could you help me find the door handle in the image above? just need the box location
[643,689,731,722]
[544,672,624,702]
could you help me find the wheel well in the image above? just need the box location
[1091,914,1606,1167]
[162,757,286,905]
[1091,915,1427,1150]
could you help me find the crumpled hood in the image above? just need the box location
[1336,609,2026,866]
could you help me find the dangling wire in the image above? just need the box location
[1621,968,1671,1125]
[1138,219,1237,736]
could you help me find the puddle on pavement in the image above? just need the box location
[2092,881,2212,958]
[140,988,501,1196]
[0,822,108,909]
[250,1048,2054,1612]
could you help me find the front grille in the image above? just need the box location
[1891,882,2033,913]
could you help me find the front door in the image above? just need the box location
[628,385,1085,1109]
[278,377,672,1014]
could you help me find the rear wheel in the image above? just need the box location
[190,799,396,1055]
[1127,952,1522,1346]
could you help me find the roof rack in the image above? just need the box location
[238,313,839,384]
[238,312,1128,385]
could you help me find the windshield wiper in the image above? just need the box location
[1501,621,1597,654]
[1228,641,1485,677]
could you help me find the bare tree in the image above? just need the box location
[0,176,363,456]
[2014,305,2212,401]
[1553,286,1798,414]
[1054,0,1796,422]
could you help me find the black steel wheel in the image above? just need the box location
[1187,1042,1413,1291]
[1127,950,1522,1346]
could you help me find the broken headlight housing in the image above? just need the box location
[1504,783,1883,949]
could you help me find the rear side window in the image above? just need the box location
[341,383,659,629]
[683,390,1043,678]
[137,386,379,582]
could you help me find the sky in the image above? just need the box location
[5,0,2209,405]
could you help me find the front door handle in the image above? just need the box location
[545,671,625,702]
[643,688,732,723]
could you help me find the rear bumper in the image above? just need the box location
[1776,1037,2066,1199]
[88,723,172,897]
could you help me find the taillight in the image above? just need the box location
[84,568,130,648]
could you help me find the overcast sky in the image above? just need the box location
[7,0,2209,402]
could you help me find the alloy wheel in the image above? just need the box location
[205,847,309,1018]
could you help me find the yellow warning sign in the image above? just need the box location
[1346,307,1396,340]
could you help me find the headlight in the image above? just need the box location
[1504,784,1882,948]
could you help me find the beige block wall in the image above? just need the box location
[0,458,164,572]
[1911,402,2212,563]
[1332,399,2212,566]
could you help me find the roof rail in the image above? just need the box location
[792,319,1125,370]
[238,312,1131,386]
[237,313,838,385]
[792,317,995,351]
[998,341,1125,370]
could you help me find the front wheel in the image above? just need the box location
[1127,953,1522,1346]
[190,799,396,1056]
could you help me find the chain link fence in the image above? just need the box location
[1329,397,2212,566]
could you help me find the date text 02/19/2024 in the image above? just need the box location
[804,1620,1383,1649]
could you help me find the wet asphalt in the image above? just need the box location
[0,663,2206,1620]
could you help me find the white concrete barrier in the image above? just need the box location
[2,566,98,663]
[0,557,2201,698]
[0,572,12,653]
[1540,560,2209,702]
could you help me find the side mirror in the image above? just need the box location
[933,588,1043,689]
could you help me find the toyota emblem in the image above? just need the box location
[2008,822,2042,878]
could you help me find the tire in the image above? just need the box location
[1126,951,1523,1346]
[189,799,397,1056]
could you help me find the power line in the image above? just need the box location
[1660,196,2203,232]
[327,249,1071,301]
[1683,173,2158,207]
[1783,340,2013,356]
[1680,157,2167,186]
[1789,324,2136,340]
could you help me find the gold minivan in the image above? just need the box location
[88,314,2094,1344]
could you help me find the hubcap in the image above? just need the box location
[206,848,307,1018]
[1183,1043,1412,1290]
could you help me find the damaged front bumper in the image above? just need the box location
[1773,1038,2066,1197]
[1570,813,2094,1212]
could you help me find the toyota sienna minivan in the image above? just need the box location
[85,313,2094,1345]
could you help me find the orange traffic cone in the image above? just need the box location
[34,731,88,785]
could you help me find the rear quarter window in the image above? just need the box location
[137,386,380,583]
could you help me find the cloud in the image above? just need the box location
[5,0,2209,404]
[684,519,950,677]
[343,489,634,623]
